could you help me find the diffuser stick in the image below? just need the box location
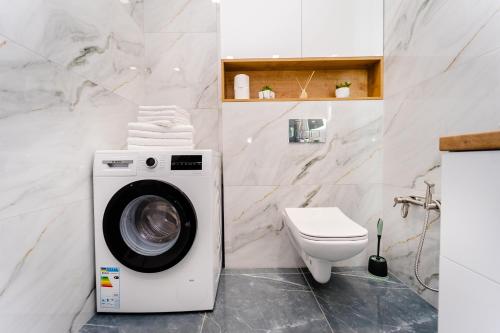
[295,78,304,90]
[303,71,315,90]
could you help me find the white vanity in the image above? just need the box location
[439,131,500,333]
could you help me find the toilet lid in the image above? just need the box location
[284,207,368,239]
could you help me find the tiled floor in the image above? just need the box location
[81,268,437,333]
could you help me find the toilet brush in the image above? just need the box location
[368,218,388,277]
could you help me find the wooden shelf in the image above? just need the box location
[221,57,383,102]
[440,131,500,152]
[222,97,382,102]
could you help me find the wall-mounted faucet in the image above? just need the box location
[393,181,440,218]
[393,180,441,292]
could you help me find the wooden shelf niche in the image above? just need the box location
[222,57,383,102]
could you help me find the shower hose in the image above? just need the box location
[414,200,441,292]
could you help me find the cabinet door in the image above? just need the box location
[302,0,383,57]
[220,0,301,59]
[441,151,500,285]
[439,257,500,333]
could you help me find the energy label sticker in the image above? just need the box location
[100,267,120,309]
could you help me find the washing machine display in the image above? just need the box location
[103,179,197,273]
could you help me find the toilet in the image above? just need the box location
[283,207,368,283]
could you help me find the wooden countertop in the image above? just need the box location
[440,131,500,152]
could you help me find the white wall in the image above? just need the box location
[219,0,384,269]
[0,1,221,330]
[144,0,220,151]
[383,0,500,307]
[222,101,383,268]
[0,0,143,331]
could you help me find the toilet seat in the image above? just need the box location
[282,207,369,283]
[284,207,368,240]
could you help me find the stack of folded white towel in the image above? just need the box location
[127,105,194,150]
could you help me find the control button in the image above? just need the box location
[145,157,157,168]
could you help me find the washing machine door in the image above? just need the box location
[103,180,197,273]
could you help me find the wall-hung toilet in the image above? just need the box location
[283,207,368,283]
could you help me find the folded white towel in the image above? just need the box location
[127,137,194,146]
[128,122,194,133]
[137,118,192,127]
[139,105,178,111]
[128,130,193,139]
[128,145,194,151]
[137,115,188,121]
[138,110,190,118]
[150,120,193,128]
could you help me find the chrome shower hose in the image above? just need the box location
[414,200,441,292]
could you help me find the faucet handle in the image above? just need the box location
[424,181,435,190]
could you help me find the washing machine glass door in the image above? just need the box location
[103,180,197,273]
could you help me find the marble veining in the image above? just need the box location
[0,37,136,221]
[80,268,437,333]
[223,101,383,186]
[0,200,96,333]
[144,32,218,109]
[0,0,145,104]
[383,0,500,306]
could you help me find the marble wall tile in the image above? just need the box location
[143,0,220,151]
[0,0,218,331]
[0,199,95,333]
[0,0,145,104]
[190,108,220,150]
[144,32,218,109]
[121,0,145,31]
[383,0,500,307]
[0,28,137,333]
[384,0,500,97]
[223,101,383,186]
[144,0,217,33]
[0,37,137,220]
[224,184,382,268]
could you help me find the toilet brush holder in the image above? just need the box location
[368,219,388,277]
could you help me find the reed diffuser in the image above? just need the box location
[296,71,315,99]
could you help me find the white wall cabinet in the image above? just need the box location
[220,0,301,59]
[440,151,500,332]
[301,0,383,57]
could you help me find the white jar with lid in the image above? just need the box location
[234,74,250,99]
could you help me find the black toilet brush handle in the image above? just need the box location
[377,235,381,258]
[376,218,383,258]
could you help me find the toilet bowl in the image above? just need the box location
[283,207,368,283]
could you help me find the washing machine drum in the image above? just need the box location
[103,180,197,273]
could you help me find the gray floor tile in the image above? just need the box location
[302,268,438,333]
[201,271,332,332]
[81,268,438,333]
[80,324,120,333]
[84,312,204,333]
[223,268,302,275]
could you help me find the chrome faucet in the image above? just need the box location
[393,181,440,218]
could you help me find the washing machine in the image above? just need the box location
[93,149,222,312]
